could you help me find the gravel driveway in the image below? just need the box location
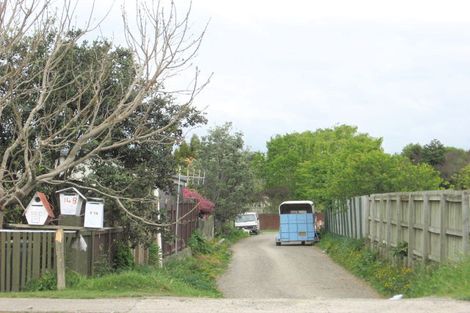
[217,232,380,299]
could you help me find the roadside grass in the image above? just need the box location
[318,233,470,300]
[1,230,248,299]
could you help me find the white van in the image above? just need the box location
[235,212,259,234]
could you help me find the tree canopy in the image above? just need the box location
[261,125,442,210]
[193,123,256,226]
[0,1,208,240]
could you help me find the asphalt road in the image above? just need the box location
[1,297,470,313]
[217,232,379,299]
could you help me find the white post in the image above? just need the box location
[154,189,163,267]
[175,167,181,254]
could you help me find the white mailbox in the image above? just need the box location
[84,198,104,229]
[56,187,86,216]
[25,192,55,225]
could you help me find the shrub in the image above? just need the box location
[113,241,134,271]
[148,242,160,267]
[189,231,214,255]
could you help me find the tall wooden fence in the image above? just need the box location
[325,190,470,265]
[259,214,280,230]
[0,227,122,292]
[161,201,199,257]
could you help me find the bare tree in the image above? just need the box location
[0,0,208,224]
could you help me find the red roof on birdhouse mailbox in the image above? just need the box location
[36,192,55,218]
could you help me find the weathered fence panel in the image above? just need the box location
[161,201,199,257]
[325,190,470,265]
[325,196,368,239]
[197,215,215,239]
[0,227,122,292]
[259,214,279,230]
[0,230,57,292]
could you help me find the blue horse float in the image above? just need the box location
[276,200,319,246]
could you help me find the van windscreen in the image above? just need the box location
[236,214,257,222]
[279,203,313,214]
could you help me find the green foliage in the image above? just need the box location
[319,233,470,300]
[14,232,236,298]
[189,231,214,255]
[407,258,470,300]
[401,140,470,187]
[148,243,161,267]
[319,234,414,296]
[0,27,206,246]
[422,139,446,167]
[195,123,257,225]
[25,271,83,292]
[24,271,57,291]
[113,242,135,271]
[454,164,470,189]
[3,205,24,224]
[217,223,249,243]
[402,143,423,164]
[262,125,442,210]
[174,134,202,167]
[93,256,114,277]
[392,241,408,258]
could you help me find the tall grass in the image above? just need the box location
[319,233,470,300]
[3,231,242,299]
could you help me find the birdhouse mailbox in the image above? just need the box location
[56,187,86,216]
[84,198,104,229]
[25,192,55,225]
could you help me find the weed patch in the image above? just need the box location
[6,233,234,299]
[319,233,470,300]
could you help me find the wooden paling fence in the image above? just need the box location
[325,190,470,265]
[259,214,280,230]
[0,227,122,292]
[1,196,210,291]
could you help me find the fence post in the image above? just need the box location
[386,195,392,257]
[369,196,375,249]
[0,211,3,229]
[55,228,66,290]
[462,191,470,255]
[422,193,430,263]
[439,193,447,263]
[407,194,415,266]
[396,194,402,244]
[364,196,370,240]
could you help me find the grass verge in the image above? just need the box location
[318,233,470,300]
[1,230,248,299]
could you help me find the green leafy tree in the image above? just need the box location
[438,147,470,185]
[402,143,423,164]
[454,164,470,189]
[422,139,446,167]
[262,125,442,210]
[195,123,256,226]
[174,134,203,168]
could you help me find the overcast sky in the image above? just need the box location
[81,0,470,153]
